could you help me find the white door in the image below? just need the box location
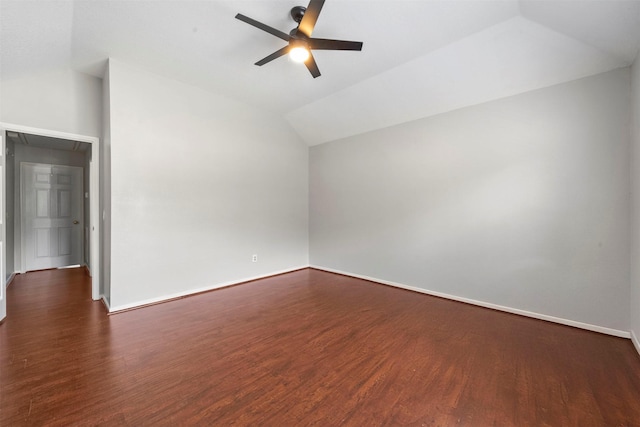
[21,163,83,271]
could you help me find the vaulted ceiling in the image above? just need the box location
[2,0,640,145]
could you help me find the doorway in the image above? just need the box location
[0,123,100,307]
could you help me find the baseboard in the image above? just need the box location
[100,295,111,313]
[108,265,309,313]
[632,330,640,356]
[310,265,631,339]
[6,272,17,288]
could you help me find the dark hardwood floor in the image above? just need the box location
[1,267,639,426]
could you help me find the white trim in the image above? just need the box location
[108,265,309,313]
[6,272,16,288]
[0,131,5,322]
[0,123,101,301]
[89,142,99,301]
[101,295,111,312]
[0,131,4,322]
[632,330,640,356]
[57,265,82,269]
[311,265,632,339]
[0,124,98,144]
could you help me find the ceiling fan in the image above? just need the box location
[235,0,363,78]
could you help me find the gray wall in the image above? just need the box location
[310,68,631,333]
[0,60,637,345]
[107,60,309,310]
[631,59,640,350]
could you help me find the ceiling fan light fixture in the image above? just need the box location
[289,46,310,63]
[235,0,363,78]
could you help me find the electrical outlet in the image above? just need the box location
[252,254,258,262]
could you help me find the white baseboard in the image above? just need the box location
[108,265,309,313]
[6,272,17,288]
[310,265,631,339]
[632,330,640,356]
[101,295,111,312]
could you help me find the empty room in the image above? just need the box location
[1,0,640,425]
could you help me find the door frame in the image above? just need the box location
[0,130,5,321]
[0,123,100,301]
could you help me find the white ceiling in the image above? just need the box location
[2,0,640,145]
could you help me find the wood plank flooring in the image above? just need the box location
[1,267,639,426]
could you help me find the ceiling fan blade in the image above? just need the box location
[255,46,290,66]
[308,38,363,51]
[235,13,291,42]
[298,0,325,38]
[304,53,321,78]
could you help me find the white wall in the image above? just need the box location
[107,60,308,310]
[310,68,631,333]
[0,68,102,138]
[631,59,640,351]
[1,67,102,302]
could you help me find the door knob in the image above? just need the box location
[73,220,79,224]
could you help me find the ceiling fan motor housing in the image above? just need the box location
[289,27,308,40]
